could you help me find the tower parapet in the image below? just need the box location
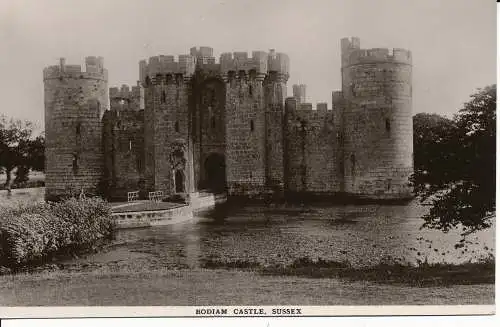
[43,57,108,81]
[139,54,197,85]
[220,51,269,80]
[345,48,412,67]
[341,36,411,67]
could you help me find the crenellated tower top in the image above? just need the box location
[139,54,197,85]
[341,37,411,68]
[43,56,108,81]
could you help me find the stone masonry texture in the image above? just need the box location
[44,38,414,201]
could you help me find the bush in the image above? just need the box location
[0,197,114,267]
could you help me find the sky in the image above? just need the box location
[0,0,496,130]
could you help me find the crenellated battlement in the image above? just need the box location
[140,47,289,85]
[286,96,334,124]
[109,82,142,100]
[190,46,214,58]
[219,51,269,77]
[43,57,108,81]
[346,47,412,66]
[341,37,411,67]
[219,49,289,77]
[139,54,197,85]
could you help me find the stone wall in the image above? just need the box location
[143,81,156,192]
[224,72,266,196]
[143,73,192,196]
[191,75,226,190]
[102,109,145,200]
[264,72,287,193]
[43,57,108,200]
[284,98,339,194]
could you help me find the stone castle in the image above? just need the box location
[43,37,414,202]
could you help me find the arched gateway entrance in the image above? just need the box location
[204,153,226,193]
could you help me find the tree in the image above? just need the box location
[0,115,44,192]
[27,134,45,172]
[412,85,496,236]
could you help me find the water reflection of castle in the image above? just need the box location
[43,37,413,201]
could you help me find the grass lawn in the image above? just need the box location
[0,171,45,190]
[0,187,45,208]
[0,268,494,306]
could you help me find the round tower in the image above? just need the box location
[340,37,413,200]
[43,57,109,200]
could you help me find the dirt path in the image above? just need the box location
[0,269,494,306]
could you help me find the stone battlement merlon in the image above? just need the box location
[43,56,108,81]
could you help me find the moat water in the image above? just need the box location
[75,200,494,271]
[1,188,494,271]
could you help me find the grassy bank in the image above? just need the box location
[201,256,495,287]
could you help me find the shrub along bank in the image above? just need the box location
[0,197,114,269]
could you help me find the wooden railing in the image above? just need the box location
[148,191,163,202]
[127,191,139,202]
